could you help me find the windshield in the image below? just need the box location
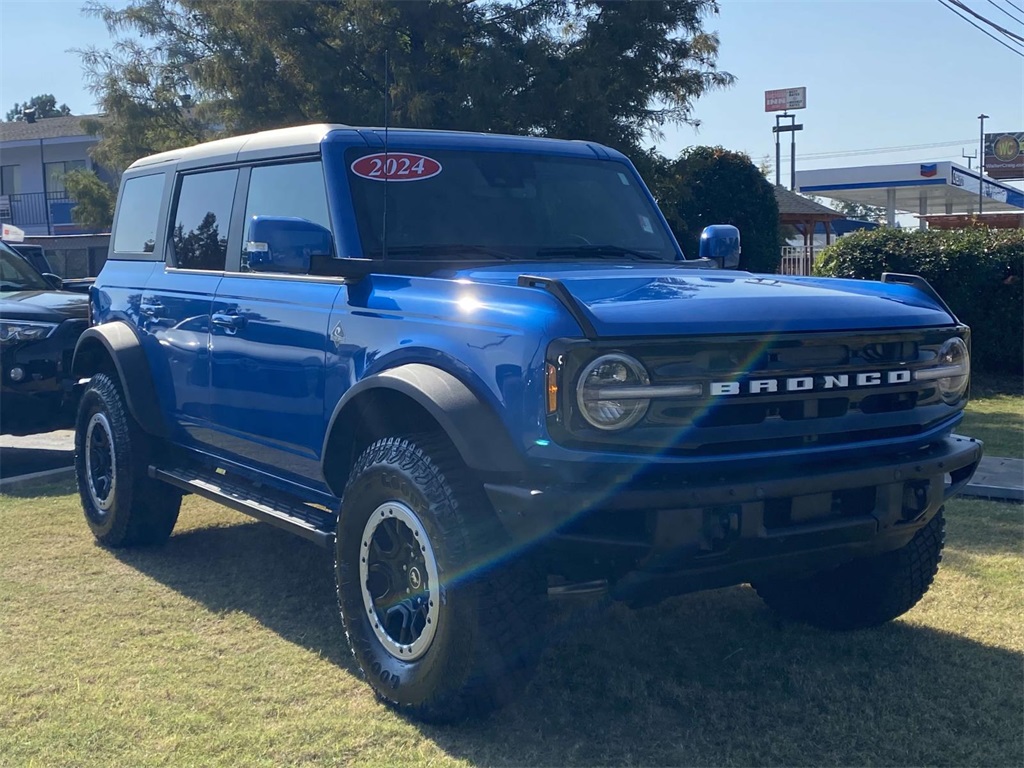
[0,242,49,292]
[346,148,678,262]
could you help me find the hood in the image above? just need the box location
[451,263,957,336]
[0,289,90,323]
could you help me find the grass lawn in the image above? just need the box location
[1,483,1021,767]
[961,373,1024,460]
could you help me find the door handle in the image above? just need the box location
[139,301,164,317]
[211,312,247,330]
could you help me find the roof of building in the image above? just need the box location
[796,162,1024,214]
[920,212,1024,230]
[773,185,844,219]
[0,114,104,143]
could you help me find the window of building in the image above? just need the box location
[44,160,87,198]
[1,165,21,196]
[112,173,166,254]
[172,169,237,271]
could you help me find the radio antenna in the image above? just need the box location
[382,49,390,262]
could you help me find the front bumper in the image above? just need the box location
[484,435,983,604]
[0,331,82,434]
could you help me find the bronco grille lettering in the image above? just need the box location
[711,369,911,396]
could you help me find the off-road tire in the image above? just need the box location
[335,434,546,723]
[75,372,181,547]
[753,509,945,630]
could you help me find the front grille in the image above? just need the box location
[547,328,967,457]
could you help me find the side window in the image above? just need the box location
[172,169,237,271]
[112,173,165,254]
[241,161,330,272]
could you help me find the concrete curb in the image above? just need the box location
[0,465,75,493]
[959,484,1024,502]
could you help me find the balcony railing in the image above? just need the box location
[0,191,76,235]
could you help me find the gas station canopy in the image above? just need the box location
[796,162,1024,227]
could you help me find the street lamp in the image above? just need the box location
[978,113,989,215]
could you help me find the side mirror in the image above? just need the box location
[245,216,333,274]
[699,225,741,270]
[41,272,63,290]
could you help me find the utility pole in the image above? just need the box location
[961,149,976,169]
[978,113,989,215]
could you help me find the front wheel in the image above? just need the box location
[754,509,945,630]
[75,373,181,547]
[335,434,546,723]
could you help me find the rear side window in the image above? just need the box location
[172,169,237,271]
[113,173,164,254]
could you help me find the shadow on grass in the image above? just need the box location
[112,520,356,673]
[115,520,1023,767]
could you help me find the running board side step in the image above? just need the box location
[150,466,336,548]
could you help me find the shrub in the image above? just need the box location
[652,146,781,273]
[65,169,115,230]
[815,228,1023,375]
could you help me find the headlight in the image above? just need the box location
[0,320,57,346]
[576,353,650,431]
[916,337,970,404]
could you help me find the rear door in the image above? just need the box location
[139,168,237,447]
[207,159,343,481]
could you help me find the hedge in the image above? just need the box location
[814,228,1023,375]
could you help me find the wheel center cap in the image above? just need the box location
[408,566,422,590]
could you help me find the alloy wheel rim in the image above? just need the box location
[85,412,116,512]
[358,501,440,661]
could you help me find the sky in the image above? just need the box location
[1,0,1022,187]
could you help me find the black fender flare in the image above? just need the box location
[72,322,168,438]
[322,363,526,476]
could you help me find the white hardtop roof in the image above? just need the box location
[127,123,613,172]
[128,123,349,170]
[796,161,1024,217]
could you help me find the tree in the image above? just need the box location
[654,146,781,273]
[64,169,116,230]
[831,200,887,224]
[78,0,733,172]
[5,94,72,122]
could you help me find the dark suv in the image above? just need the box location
[0,240,88,434]
[72,124,981,722]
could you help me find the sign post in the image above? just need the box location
[766,88,807,190]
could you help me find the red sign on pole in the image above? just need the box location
[765,87,807,113]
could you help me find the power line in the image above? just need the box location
[986,0,1024,26]
[1005,0,1024,16]
[947,0,1024,43]
[936,0,1024,56]
[801,139,975,160]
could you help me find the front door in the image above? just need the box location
[207,160,342,482]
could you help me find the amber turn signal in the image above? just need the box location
[546,363,558,414]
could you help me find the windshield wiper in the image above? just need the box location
[0,282,29,292]
[535,245,667,262]
[373,244,517,260]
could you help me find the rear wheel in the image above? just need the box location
[75,373,181,547]
[335,434,546,723]
[754,509,945,630]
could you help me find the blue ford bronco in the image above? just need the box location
[73,124,982,722]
